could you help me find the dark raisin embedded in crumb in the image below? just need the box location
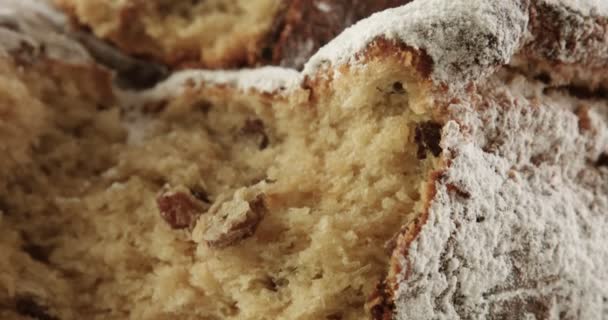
[326,313,343,320]
[0,198,9,214]
[414,121,443,159]
[476,216,486,223]
[242,119,265,134]
[260,46,274,61]
[190,187,211,203]
[575,105,592,132]
[15,296,58,320]
[597,153,608,168]
[156,189,206,229]
[392,81,405,94]
[142,100,168,114]
[534,72,551,84]
[11,40,37,66]
[263,276,287,292]
[193,99,213,113]
[115,61,169,90]
[241,119,269,149]
[23,243,51,264]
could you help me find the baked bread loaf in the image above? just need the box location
[1,0,607,319]
[53,0,412,69]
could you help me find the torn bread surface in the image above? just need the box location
[0,33,441,320]
[1,0,607,320]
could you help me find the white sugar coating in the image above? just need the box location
[303,0,528,87]
[128,67,302,103]
[314,1,332,13]
[0,0,92,63]
[394,71,608,319]
[545,0,608,16]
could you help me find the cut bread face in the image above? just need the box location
[0,61,47,184]
[0,45,442,319]
[55,0,284,68]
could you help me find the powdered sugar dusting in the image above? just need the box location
[545,0,608,16]
[126,67,302,104]
[314,1,332,13]
[394,71,608,319]
[303,0,528,88]
[0,0,92,63]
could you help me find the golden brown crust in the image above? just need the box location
[366,169,446,320]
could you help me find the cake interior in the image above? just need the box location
[57,0,282,66]
[0,58,440,319]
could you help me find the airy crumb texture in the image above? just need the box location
[0,49,439,319]
[54,0,283,67]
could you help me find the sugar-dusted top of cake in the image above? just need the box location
[395,71,608,319]
[140,67,302,100]
[304,0,608,87]
[303,0,528,87]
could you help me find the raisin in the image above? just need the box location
[241,119,269,149]
[15,296,58,320]
[575,105,592,132]
[414,121,443,159]
[597,153,608,168]
[156,188,207,229]
[190,187,211,204]
[22,243,51,264]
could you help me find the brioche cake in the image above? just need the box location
[53,0,412,69]
[1,0,607,319]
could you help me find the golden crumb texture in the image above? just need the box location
[0,44,441,320]
[55,0,283,68]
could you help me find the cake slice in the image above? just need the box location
[1,0,607,319]
[53,0,413,69]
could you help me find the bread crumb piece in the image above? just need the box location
[193,186,267,248]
